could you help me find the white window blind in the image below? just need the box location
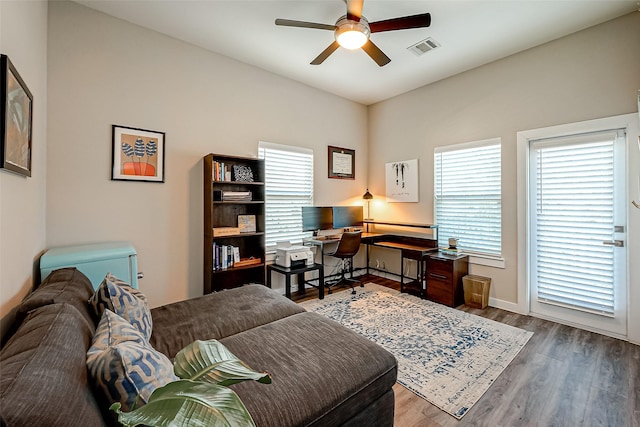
[258,142,313,249]
[531,130,621,315]
[434,139,502,256]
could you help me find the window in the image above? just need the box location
[434,139,502,257]
[258,141,314,249]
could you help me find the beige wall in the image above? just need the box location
[46,1,367,308]
[0,1,48,332]
[2,1,638,342]
[368,12,640,339]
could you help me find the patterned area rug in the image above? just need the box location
[300,283,533,419]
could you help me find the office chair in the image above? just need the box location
[326,231,364,295]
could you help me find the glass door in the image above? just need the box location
[528,129,627,337]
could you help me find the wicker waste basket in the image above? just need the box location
[463,275,491,309]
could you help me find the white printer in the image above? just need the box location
[275,243,314,268]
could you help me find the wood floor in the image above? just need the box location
[290,275,640,427]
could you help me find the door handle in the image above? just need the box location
[602,240,624,247]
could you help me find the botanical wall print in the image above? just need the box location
[112,125,165,182]
[1,54,33,177]
[385,158,419,202]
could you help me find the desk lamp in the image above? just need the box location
[362,189,373,220]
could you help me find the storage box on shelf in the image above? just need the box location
[203,153,265,294]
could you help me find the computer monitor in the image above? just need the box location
[301,206,333,231]
[332,206,363,229]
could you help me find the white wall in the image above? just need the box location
[46,1,367,308]
[0,1,48,333]
[368,12,640,339]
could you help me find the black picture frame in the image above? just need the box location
[1,54,33,177]
[328,145,355,180]
[111,124,166,183]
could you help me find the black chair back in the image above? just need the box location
[331,231,362,258]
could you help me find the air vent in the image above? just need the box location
[407,37,440,56]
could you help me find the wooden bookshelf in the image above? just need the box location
[203,153,265,294]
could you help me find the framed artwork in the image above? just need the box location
[238,214,256,233]
[112,124,165,182]
[385,158,419,202]
[328,145,355,179]
[1,55,33,177]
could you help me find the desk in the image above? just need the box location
[306,230,466,307]
[303,236,339,268]
[267,263,324,299]
[371,239,468,306]
[304,232,384,270]
[371,237,438,296]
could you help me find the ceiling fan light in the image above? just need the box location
[336,29,367,49]
[335,18,370,50]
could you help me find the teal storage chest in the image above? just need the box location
[40,241,140,289]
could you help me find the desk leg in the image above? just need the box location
[419,259,425,299]
[366,243,370,275]
[297,272,306,295]
[285,274,291,299]
[400,253,404,293]
[319,267,324,299]
[267,267,272,288]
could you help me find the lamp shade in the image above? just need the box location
[362,189,373,200]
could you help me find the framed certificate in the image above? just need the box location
[328,145,355,179]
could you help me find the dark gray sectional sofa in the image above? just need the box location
[0,268,397,426]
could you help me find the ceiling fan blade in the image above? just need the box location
[345,0,364,21]
[361,40,391,67]
[275,19,336,31]
[369,13,431,33]
[311,41,341,65]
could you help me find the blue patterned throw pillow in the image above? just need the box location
[87,310,178,411]
[89,273,152,340]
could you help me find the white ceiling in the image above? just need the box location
[74,0,638,105]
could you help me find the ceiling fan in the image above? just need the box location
[275,0,431,67]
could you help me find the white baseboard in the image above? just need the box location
[489,298,633,343]
[487,297,527,315]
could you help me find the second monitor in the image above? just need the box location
[301,205,364,231]
[332,206,363,229]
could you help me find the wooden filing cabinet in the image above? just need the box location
[426,252,468,307]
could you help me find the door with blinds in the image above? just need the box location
[529,129,627,337]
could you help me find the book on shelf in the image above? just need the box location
[212,190,253,202]
[212,160,232,182]
[212,243,241,270]
[223,191,252,201]
[222,191,252,202]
